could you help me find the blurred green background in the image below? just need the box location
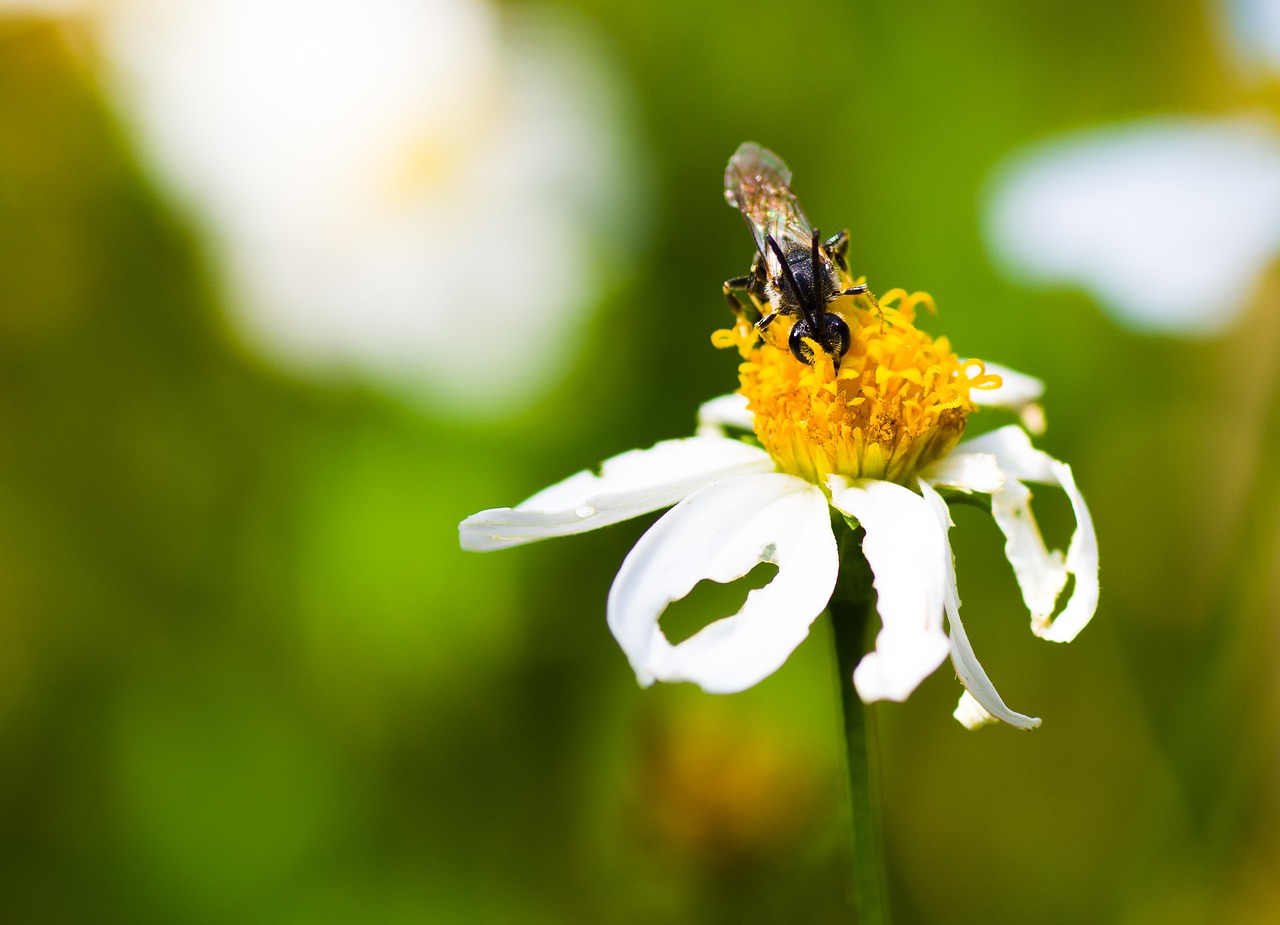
[3,1,1280,923]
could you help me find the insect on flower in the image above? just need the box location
[461,143,1099,730]
[722,142,868,368]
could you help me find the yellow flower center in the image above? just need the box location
[712,288,1000,485]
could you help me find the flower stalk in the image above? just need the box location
[830,518,890,925]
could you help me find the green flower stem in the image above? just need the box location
[830,519,890,925]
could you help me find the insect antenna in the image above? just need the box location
[766,234,814,326]
[810,229,824,317]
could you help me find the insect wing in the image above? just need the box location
[724,142,813,276]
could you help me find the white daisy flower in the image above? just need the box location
[461,287,1098,730]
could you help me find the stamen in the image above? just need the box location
[712,290,1000,485]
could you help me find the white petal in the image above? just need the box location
[695,392,754,437]
[956,426,1055,482]
[953,692,1000,730]
[919,481,1041,731]
[606,473,836,694]
[921,451,1005,495]
[952,427,1099,643]
[827,478,951,702]
[986,116,1280,335]
[989,477,1068,621]
[459,436,774,551]
[1039,459,1098,642]
[968,361,1047,435]
[969,361,1044,408]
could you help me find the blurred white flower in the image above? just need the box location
[986,117,1280,335]
[985,3,1280,337]
[10,0,644,414]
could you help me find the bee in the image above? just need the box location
[722,142,866,367]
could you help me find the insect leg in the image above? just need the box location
[824,229,850,273]
[723,275,752,315]
[756,310,779,331]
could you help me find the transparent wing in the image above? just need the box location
[724,142,813,274]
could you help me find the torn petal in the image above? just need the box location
[992,478,1069,626]
[954,426,1099,642]
[459,436,774,551]
[1043,458,1099,642]
[607,473,836,694]
[827,477,951,703]
[918,482,1042,730]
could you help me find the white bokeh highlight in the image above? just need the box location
[0,0,85,12]
[75,0,643,414]
[1222,0,1280,80]
[986,116,1280,336]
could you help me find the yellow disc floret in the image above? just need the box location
[712,288,1001,486]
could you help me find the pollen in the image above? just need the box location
[712,289,1001,486]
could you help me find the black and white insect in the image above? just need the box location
[722,142,866,367]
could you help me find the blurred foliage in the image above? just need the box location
[2,2,1280,924]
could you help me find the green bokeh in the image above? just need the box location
[2,2,1279,923]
